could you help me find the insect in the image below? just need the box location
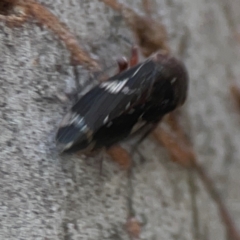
[56,50,188,154]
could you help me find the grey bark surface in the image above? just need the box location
[1,0,240,239]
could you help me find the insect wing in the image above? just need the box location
[71,59,156,132]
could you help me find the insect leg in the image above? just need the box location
[129,45,139,67]
[106,145,143,238]
[106,145,131,170]
[153,113,195,167]
[116,56,129,73]
[116,44,139,74]
[153,125,194,167]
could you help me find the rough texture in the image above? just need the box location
[1,0,240,239]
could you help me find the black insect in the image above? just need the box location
[56,52,188,153]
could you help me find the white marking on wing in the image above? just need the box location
[171,78,177,84]
[130,121,146,134]
[132,63,145,77]
[62,141,74,151]
[103,115,109,124]
[69,113,88,132]
[100,79,128,94]
[122,86,136,95]
[125,102,131,110]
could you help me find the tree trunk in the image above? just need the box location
[1,0,240,239]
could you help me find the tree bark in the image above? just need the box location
[1,0,240,239]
